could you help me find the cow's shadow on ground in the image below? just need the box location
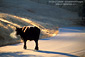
[27,49,78,57]
[37,50,78,57]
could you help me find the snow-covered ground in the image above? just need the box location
[0,27,85,57]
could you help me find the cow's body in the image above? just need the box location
[16,26,40,50]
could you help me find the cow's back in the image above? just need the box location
[24,26,40,40]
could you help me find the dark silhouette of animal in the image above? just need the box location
[15,26,40,50]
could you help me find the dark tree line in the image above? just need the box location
[77,0,85,25]
[82,0,85,25]
[61,0,85,25]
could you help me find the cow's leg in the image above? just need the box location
[34,40,39,50]
[23,40,27,49]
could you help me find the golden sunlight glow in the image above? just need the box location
[11,15,58,37]
[0,13,58,38]
[12,16,45,29]
[0,18,21,28]
[0,22,8,29]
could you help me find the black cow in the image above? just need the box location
[15,26,40,50]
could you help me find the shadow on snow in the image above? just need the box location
[37,50,78,57]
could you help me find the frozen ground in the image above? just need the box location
[0,27,85,57]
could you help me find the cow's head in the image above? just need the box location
[15,27,22,35]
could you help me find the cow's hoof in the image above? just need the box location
[24,47,27,49]
[24,48,27,49]
[35,48,39,50]
[35,49,39,50]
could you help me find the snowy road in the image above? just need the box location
[0,27,85,57]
